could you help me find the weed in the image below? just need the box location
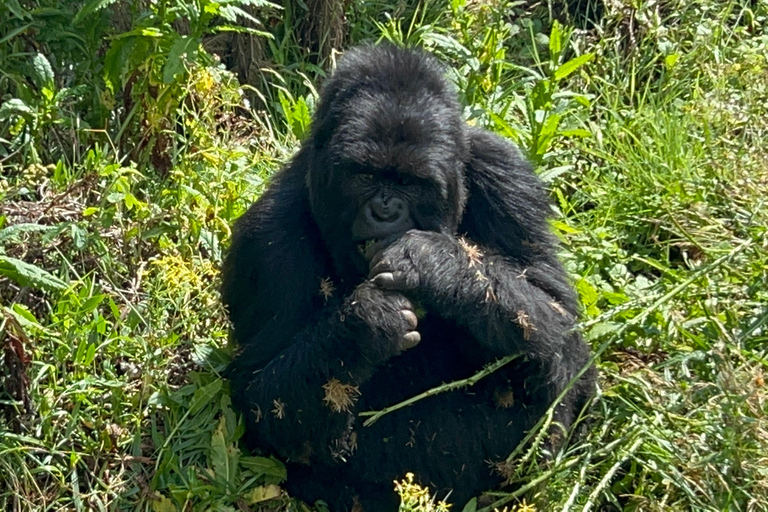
[1,0,766,511]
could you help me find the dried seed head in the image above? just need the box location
[322,379,361,413]
[319,277,336,301]
[494,388,515,409]
[272,399,286,419]
[459,237,483,267]
[515,310,537,341]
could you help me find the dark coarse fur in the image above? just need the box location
[222,44,596,512]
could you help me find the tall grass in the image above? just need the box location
[0,0,766,510]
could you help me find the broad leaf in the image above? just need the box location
[0,256,67,292]
[188,378,222,414]
[0,99,34,122]
[31,53,55,89]
[461,497,477,512]
[245,485,282,504]
[210,416,240,485]
[553,53,595,81]
[73,0,118,24]
[163,35,199,84]
[240,455,287,482]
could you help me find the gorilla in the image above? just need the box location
[221,44,595,511]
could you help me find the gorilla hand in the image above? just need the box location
[348,281,421,364]
[368,230,457,295]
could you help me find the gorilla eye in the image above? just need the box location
[396,175,418,187]
[359,173,375,183]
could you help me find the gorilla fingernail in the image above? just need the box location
[401,331,421,349]
[373,272,395,288]
[400,310,418,329]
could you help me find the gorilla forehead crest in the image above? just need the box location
[312,45,468,175]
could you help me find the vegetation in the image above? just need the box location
[1,0,766,511]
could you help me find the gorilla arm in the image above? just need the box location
[223,159,420,465]
[228,283,421,465]
[368,128,591,423]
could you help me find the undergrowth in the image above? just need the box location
[1,0,766,511]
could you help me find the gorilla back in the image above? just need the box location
[222,44,596,512]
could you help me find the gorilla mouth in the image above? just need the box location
[356,233,407,262]
[357,239,382,261]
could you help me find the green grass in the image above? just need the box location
[1,0,767,511]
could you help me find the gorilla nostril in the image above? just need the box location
[370,197,406,223]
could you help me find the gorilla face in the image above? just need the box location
[348,169,416,244]
[306,47,469,278]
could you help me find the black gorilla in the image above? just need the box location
[222,45,595,511]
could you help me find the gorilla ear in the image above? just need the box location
[460,127,558,263]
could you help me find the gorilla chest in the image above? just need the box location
[358,317,490,409]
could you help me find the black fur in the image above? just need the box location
[222,44,595,511]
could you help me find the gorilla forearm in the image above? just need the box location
[370,231,584,391]
[232,309,367,465]
[230,282,421,465]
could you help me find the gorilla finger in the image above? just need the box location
[369,242,401,273]
[400,331,421,350]
[374,271,416,291]
[390,294,413,311]
[372,272,396,288]
[400,310,418,330]
[368,256,391,278]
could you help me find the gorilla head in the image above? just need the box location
[304,46,470,277]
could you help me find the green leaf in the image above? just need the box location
[0,23,32,45]
[553,53,594,81]
[240,456,287,482]
[0,223,56,243]
[586,321,623,341]
[549,20,563,60]
[31,53,55,90]
[665,53,680,70]
[539,112,561,139]
[219,5,259,25]
[534,113,561,155]
[163,35,199,84]
[4,0,30,20]
[288,96,312,139]
[488,112,524,144]
[529,80,552,110]
[211,25,273,37]
[244,485,282,504]
[539,165,574,183]
[603,291,629,305]
[188,379,222,414]
[0,99,34,122]
[461,497,477,512]
[210,416,240,485]
[150,495,177,512]
[576,278,600,317]
[0,256,67,292]
[11,304,39,326]
[559,128,591,138]
[81,294,105,314]
[73,0,118,24]
[103,36,137,91]
[551,219,580,234]
[574,95,591,107]
[83,343,96,365]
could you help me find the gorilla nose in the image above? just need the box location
[369,196,406,224]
